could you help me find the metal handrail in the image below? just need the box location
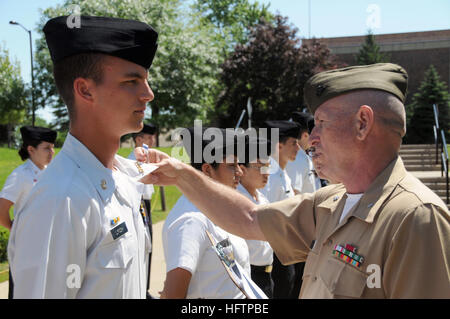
[432,104,449,204]
[433,104,440,164]
[440,130,449,204]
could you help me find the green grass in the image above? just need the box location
[0,262,8,283]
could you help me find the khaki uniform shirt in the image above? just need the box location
[257,157,450,298]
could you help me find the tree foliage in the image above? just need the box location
[213,15,340,128]
[0,45,29,146]
[356,30,389,65]
[193,0,273,53]
[34,0,221,133]
[0,45,28,126]
[406,64,449,144]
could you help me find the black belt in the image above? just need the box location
[251,264,273,273]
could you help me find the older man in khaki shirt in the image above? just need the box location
[140,63,450,298]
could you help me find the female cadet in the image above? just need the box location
[160,128,262,299]
[0,125,56,298]
[0,126,57,229]
[236,137,274,298]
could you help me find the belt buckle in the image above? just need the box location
[265,265,273,273]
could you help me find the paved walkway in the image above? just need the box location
[0,221,166,299]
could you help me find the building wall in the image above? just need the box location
[305,30,450,105]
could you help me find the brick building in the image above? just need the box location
[304,30,450,105]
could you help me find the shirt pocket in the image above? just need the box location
[96,233,137,269]
[320,257,368,298]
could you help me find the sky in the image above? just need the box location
[1,0,449,123]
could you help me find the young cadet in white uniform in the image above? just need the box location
[161,128,252,299]
[8,16,158,298]
[236,137,274,298]
[128,123,156,295]
[260,120,304,299]
[0,126,56,299]
[286,112,321,194]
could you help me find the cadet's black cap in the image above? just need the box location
[264,120,302,139]
[140,123,157,135]
[20,126,57,144]
[291,112,312,130]
[43,16,158,69]
[304,63,408,114]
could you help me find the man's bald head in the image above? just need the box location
[339,89,406,138]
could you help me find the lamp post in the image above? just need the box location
[9,20,36,127]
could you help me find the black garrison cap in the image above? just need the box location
[264,120,302,139]
[20,126,57,144]
[291,112,313,131]
[304,63,408,114]
[140,123,157,135]
[43,16,158,69]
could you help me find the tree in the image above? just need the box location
[406,64,449,144]
[34,0,221,134]
[213,15,340,128]
[0,45,29,147]
[193,0,273,53]
[356,30,389,65]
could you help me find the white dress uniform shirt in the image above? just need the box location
[260,157,294,203]
[285,149,321,194]
[163,195,251,299]
[236,184,273,266]
[128,151,154,200]
[8,133,151,299]
[0,160,44,215]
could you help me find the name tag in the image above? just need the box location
[111,222,128,240]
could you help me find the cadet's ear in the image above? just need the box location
[27,145,35,157]
[239,164,248,177]
[355,105,374,141]
[73,77,95,105]
[201,163,213,178]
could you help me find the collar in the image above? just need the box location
[350,156,407,223]
[315,156,406,224]
[269,156,283,175]
[26,159,44,174]
[237,183,257,203]
[60,133,117,204]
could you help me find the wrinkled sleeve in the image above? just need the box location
[383,204,450,298]
[257,193,316,265]
[8,183,94,299]
[164,214,208,275]
[0,169,22,204]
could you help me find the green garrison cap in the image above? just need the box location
[304,63,408,114]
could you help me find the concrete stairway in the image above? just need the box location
[400,144,449,210]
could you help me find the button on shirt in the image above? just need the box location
[8,133,151,298]
[236,184,273,266]
[0,160,44,215]
[257,157,450,298]
[163,195,251,299]
[261,157,294,203]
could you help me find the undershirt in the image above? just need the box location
[339,193,363,223]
